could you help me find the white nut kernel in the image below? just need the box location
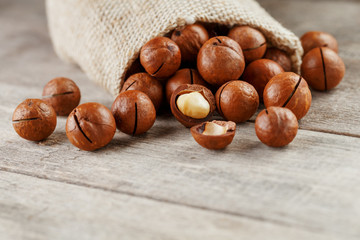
[203,122,228,136]
[176,92,210,119]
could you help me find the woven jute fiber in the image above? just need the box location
[46,0,303,96]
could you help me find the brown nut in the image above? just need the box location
[197,36,245,87]
[66,103,116,151]
[301,47,345,91]
[111,90,156,135]
[12,99,57,141]
[42,77,81,116]
[191,120,236,150]
[300,31,338,55]
[215,80,259,123]
[255,107,298,147]
[264,47,292,72]
[171,23,209,63]
[263,72,312,120]
[140,37,181,79]
[228,26,267,63]
[165,68,209,103]
[121,73,163,110]
[170,84,216,128]
[242,59,284,99]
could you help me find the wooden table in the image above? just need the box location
[1,0,360,239]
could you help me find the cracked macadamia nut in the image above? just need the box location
[121,73,163,110]
[42,77,81,116]
[255,107,298,147]
[301,47,345,91]
[191,120,236,150]
[300,31,338,55]
[140,37,181,79]
[228,26,267,63]
[12,99,57,141]
[165,68,208,103]
[111,90,156,135]
[170,84,215,127]
[215,80,259,123]
[176,92,210,119]
[66,102,116,151]
[242,59,284,99]
[264,47,292,72]
[197,36,245,87]
[171,23,209,62]
[263,72,312,120]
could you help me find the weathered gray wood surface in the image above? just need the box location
[0,0,360,239]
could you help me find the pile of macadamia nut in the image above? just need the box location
[12,23,345,151]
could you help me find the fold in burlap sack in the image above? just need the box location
[46,0,303,96]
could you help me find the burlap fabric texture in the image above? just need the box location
[46,0,303,96]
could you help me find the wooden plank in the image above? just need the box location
[2,115,360,239]
[1,0,360,239]
[0,171,334,240]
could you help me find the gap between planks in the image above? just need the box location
[0,167,326,234]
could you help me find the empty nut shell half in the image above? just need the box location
[170,84,216,128]
[191,120,236,150]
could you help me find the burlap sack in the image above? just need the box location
[46,0,303,96]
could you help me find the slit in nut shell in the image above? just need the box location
[191,120,236,150]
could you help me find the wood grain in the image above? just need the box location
[1,0,360,239]
[0,171,335,240]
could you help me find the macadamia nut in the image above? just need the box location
[176,92,210,119]
[202,122,227,136]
